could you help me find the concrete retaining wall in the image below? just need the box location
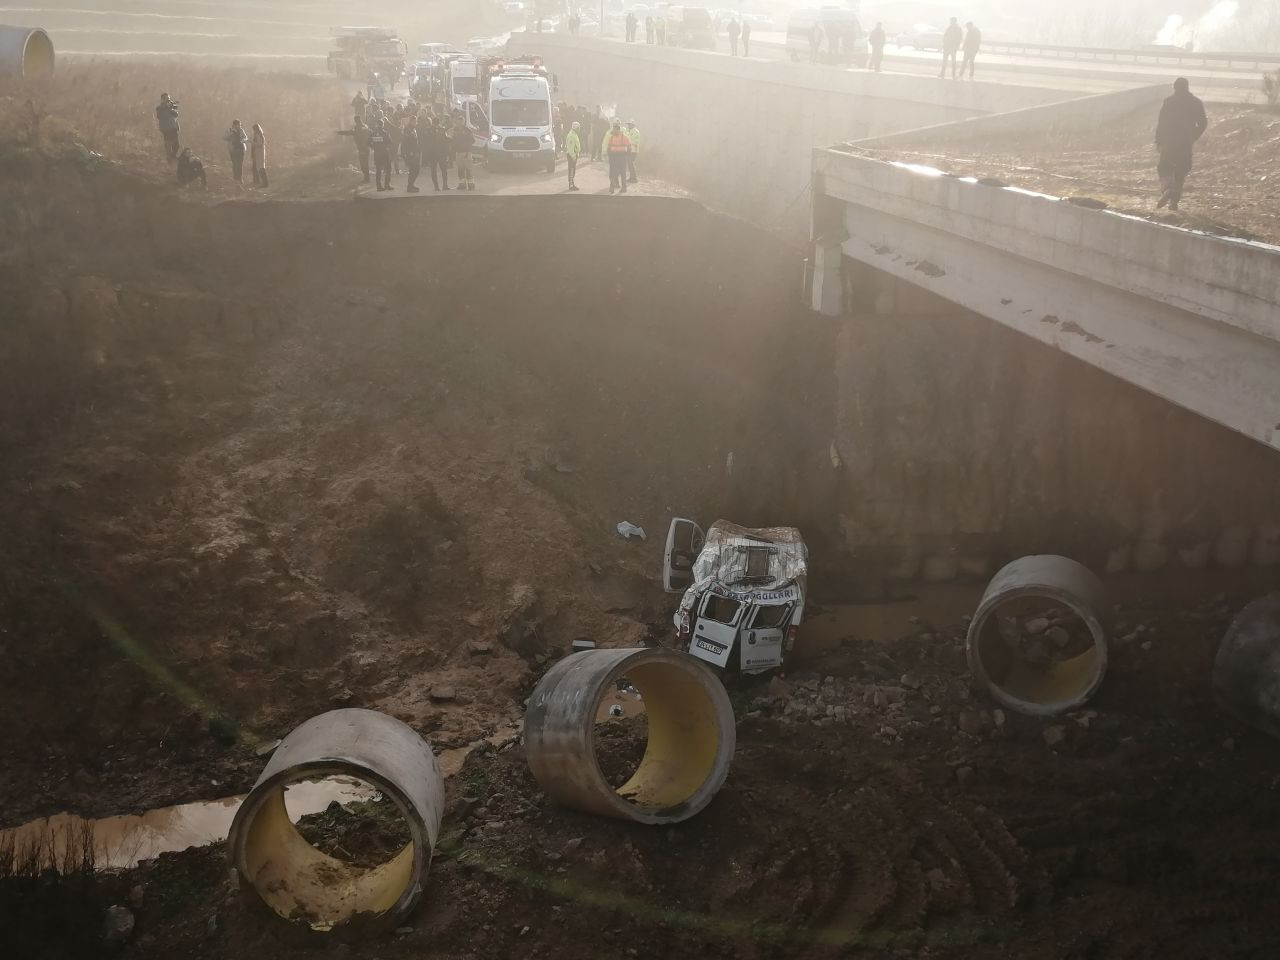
[830,287,1280,581]
[852,83,1169,149]
[509,34,1071,239]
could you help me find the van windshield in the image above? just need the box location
[493,99,549,126]
[453,76,479,95]
[686,10,713,29]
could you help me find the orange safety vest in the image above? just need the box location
[607,131,631,153]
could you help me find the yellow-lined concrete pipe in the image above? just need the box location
[526,647,735,823]
[966,555,1110,715]
[227,709,444,932]
[1213,593,1280,740]
[0,26,54,78]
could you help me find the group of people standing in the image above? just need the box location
[562,116,640,193]
[725,18,752,57]
[345,91,476,192]
[154,93,268,188]
[624,12,666,45]
[938,19,983,80]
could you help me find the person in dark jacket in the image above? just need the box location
[422,116,451,190]
[451,118,476,190]
[1155,77,1208,211]
[223,119,248,183]
[961,22,982,79]
[401,116,421,192]
[590,105,607,161]
[369,119,393,191]
[940,18,962,78]
[741,17,752,56]
[352,117,371,182]
[868,22,886,71]
[155,93,181,161]
[727,18,740,56]
[176,148,206,188]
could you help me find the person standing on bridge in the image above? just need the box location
[868,22,886,71]
[727,17,740,56]
[646,15,655,44]
[565,120,582,191]
[155,93,181,161]
[741,17,752,56]
[961,22,982,79]
[1155,77,1208,212]
[604,118,632,194]
[940,18,962,79]
[626,11,638,42]
[351,90,366,124]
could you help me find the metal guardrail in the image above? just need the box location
[981,40,1280,71]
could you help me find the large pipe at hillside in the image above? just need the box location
[0,26,54,78]
[526,647,736,824]
[228,709,444,932]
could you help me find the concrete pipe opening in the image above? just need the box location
[1213,593,1280,740]
[526,647,735,824]
[0,26,55,79]
[228,709,444,932]
[966,555,1110,716]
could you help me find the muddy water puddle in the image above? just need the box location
[1,728,523,872]
[0,778,377,871]
[798,583,984,658]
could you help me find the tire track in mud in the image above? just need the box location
[719,789,1042,951]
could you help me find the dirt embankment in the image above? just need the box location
[0,153,833,827]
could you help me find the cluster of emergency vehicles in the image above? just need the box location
[330,30,562,172]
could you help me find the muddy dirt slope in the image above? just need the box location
[0,155,833,826]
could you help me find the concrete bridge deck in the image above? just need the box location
[810,146,1280,452]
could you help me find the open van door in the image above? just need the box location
[663,518,704,594]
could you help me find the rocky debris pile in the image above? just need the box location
[994,607,1094,664]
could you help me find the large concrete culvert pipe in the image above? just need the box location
[0,26,54,79]
[1213,593,1280,740]
[967,555,1110,716]
[526,648,735,824]
[228,709,444,932]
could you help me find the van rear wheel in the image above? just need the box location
[546,155,556,173]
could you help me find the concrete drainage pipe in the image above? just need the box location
[1213,593,1280,740]
[967,555,1110,716]
[0,26,54,78]
[228,709,444,932]
[526,647,735,823]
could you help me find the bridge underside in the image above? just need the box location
[810,149,1280,452]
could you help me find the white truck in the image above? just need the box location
[663,519,808,675]
[447,55,483,110]
[486,65,556,172]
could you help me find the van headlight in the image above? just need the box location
[540,132,553,143]
[489,133,501,142]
